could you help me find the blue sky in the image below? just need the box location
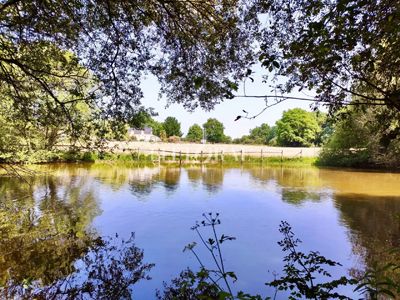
[140,65,320,138]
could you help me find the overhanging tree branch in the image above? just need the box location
[233,94,387,120]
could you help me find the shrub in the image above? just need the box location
[167,136,181,143]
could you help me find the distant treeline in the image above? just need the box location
[1,98,399,168]
[131,108,332,147]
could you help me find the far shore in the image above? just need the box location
[107,141,321,158]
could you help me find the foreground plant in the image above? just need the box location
[267,221,355,299]
[157,213,266,300]
[159,215,365,300]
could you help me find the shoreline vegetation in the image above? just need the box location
[2,142,400,171]
[2,145,400,172]
[0,148,317,167]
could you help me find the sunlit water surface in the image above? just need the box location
[1,163,400,299]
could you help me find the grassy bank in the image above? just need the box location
[315,149,400,170]
[1,150,317,167]
[77,152,316,167]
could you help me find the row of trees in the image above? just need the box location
[0,102,329,163]
[234,109,332,147]
[187,119,230,143]
[1,0,399,165]
[131,108,331,147]
[229,105,400,168]
[130,113,230,144]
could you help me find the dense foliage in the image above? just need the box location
[2,0,400,166]
[163,117,182,138]
[0,0,259,121]
[258,0,400,111]
[203,118,226,143]
[318,106,400,168]
[276,109,320,147]
[0,92,109,163]
[234,123,276,145]
[186,124,203,143]
[0,0,260,166]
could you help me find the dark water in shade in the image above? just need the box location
[1,163,400,299]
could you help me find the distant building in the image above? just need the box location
[128,126,161,142]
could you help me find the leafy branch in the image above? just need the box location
[267,221,356,300]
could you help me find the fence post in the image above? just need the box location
[281,150,283,163]
[179,151,182,166]
[158,149,161,165]
[300,149,303,158]
[137,148,140,161]
[200,150,203,164]
[241,149,243,164]
[261,149,263,165]
[221,150,224,164]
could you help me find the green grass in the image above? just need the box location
[3,150,317,167]
[88,152,317,167]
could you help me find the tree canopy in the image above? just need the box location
[259,0,400,111]
[186,124,203,143]
[0,0,259,126]
[163,117,182,137]
[3,0,400,124]
[319,105,400,168]
[203,118,225,143]
[248,123,275,144]
[276,108,320,147]
[233,123,275,145]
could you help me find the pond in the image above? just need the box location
[1,163,400,299]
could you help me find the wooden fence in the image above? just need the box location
[54,144,307,165]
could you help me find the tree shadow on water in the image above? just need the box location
[0,176,154,299]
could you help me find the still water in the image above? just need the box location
[1,163,400,298]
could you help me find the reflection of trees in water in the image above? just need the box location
[335,194,400,286]
[336,194,400,250]
[247,167,322,189]
[98,167,130,191]
[129,181,157,198]
[0,176,100,287]
[1,233,153,299]
[90,166,224,195]
[127,168,162,199]
[187,167,224,193]
[0,175,153,298]
[245,167,323,205]
[159,167,181,192]
[281,188,321,205]
[202,168,224,193]
[187,168,202,185]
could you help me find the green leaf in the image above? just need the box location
[226,271,238,282]
[272,61,280,68]
[218,291,232,299]
[194,77,204,89]
[227,81,239,91]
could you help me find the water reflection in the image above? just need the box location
[0,175,153,298]
[248,167,323,188]
[186,167,224,193]
[1,164,400,298]
[281,188,321,205]
[335,194,400,278]
[0,176,99,288]
[128,168,161,198]
[160,168,181,193]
